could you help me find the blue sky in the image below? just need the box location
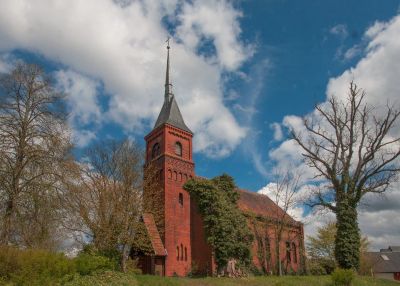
[1,0,399,249]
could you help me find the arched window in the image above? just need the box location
[173,171,177,181]
[152,143,160,158]
[175,142,182,156]
[178,172,182,181]
[292,242,297,263]
[184,174,188,181]
[168,169,172,179]
[286,242,291,262]
[176,246,179,260]
[180,244,183,261]
[179,193,183,206]
[184,247,187,261]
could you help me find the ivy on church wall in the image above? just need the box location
[184,174,253,272]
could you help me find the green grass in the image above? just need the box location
[136,275,399,286]
[2,269,397,286]
[65,273,399,286]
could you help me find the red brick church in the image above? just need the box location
[137,44,305,276]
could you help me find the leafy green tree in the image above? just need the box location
[307,222,336,274]
[184,174,253,273]
[307,221,370,274]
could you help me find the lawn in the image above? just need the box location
[64,272,399,286]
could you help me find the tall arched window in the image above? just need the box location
[286,242,291,262]
[152,143,160,158]
[180,244,183,261]
[175,142,182,156]
[292,242,297,263]
[178,193,183,207]
[176,246,179,260]
[184,247,187,261]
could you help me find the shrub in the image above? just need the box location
[307,259,327,275]
[0,246,75,285]
[331,268,355,286]
[74,253,116,275]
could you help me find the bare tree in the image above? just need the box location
[62,139,147,272]
[266,169,302,276]
[291,82,400,269]
[0,63,72,248]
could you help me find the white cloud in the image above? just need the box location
[330,24,348,39]
[265,14,400,249]
[176,0,253,71]
[0,0,252,157]
[270,122,283,141]
[327,15,400,108]
[0,53,15,73]
[343,44,362,60]
[55,70,101,126]
[258,182,304,220]
[55,70,101,147]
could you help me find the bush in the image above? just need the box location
[331,268,355,286]
[307,259,327,275]
[74,253,116,275]
[0,246,76,285]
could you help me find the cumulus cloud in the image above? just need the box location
[54,70,102,147]
[263,14,400,249]
[258,182,304,220]
[0,0,252,157]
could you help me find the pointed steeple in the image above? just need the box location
[165,38,173,102]
[153,39,192,134]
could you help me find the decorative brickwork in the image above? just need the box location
[144,124,194,276]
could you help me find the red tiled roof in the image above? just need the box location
[237,189,298,224]
[143,213,166,256]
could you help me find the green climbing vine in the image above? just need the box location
[184,174,253,272]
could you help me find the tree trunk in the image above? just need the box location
[121,244,131,273]
[276,238,282,276]
[335,198,360,270]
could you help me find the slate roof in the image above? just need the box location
[142,213,166,257]
[237,189,299,225]
[367,251,400,273]
[153,95,192,134]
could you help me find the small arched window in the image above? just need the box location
[175,142,182,156]
[152,143,160,159]
[168,169,172,179]
[178,172,182,182]
[184,247,187,261]
[179,193,183,207]
[173,171,177,181]
[176,246,179,260]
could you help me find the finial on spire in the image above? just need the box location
[164,37,173,103]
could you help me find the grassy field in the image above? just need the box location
[63,272,399,286]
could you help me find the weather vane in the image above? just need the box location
[166,36,171,49]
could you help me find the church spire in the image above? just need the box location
[153,38,192,134]
[165,37,173,102]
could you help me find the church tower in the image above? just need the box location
[144,42,194,276]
